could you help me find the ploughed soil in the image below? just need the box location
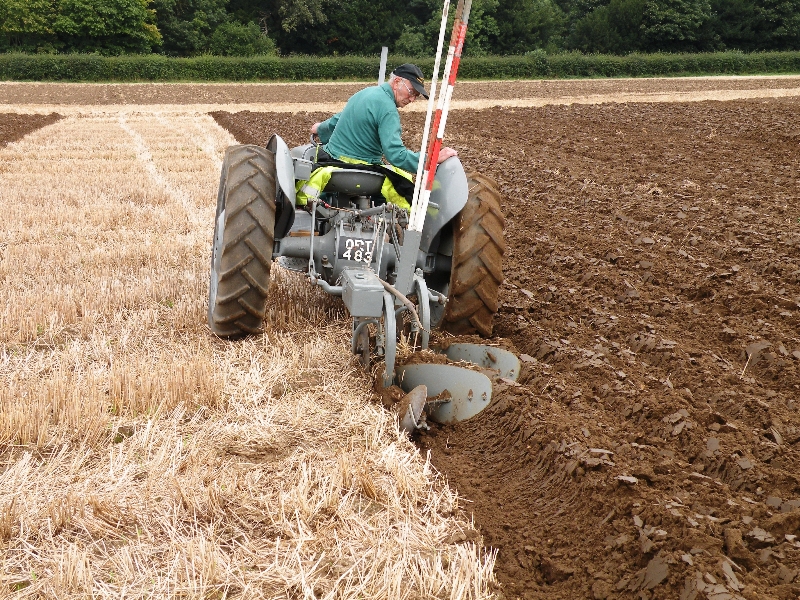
[2,77,800,107]
[213,97,800,600]
[0,112,60,147]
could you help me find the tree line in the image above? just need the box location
[1,0,799,57]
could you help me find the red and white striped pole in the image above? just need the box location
[409,0,472,232]
[411,0,451,213]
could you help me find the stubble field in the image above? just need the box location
[2,77,800,599]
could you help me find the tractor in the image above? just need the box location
[207,0,517,430]
[207,138,506,387]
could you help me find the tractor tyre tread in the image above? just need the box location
[441,172,505,337]
[208,145,276,337]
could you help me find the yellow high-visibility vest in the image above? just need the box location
[295,156,414,210]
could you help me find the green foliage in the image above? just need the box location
[570,0,643,53]
[639,0,712,52]
[709,0,759,51]
[395,26,427,57]
[758,0,800,51]
[450,50,792,78]
[1,51,800,82]
[0,0,56,52]
[151,0,228,56]
[3,0,800,57]
[275,0,328,32]
[208,21,276,56]
[560,0,609,22]
[463,0,500,56]
[53,0,161,54]
[492,0,567,54]
[389,0,450,58]
[290,0,409,56]
[0,53,407,81]
[0,0,160,54]
[708,0,800,52]
[226,0,334,42]
[265,0,415,56]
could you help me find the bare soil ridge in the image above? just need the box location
[2,76,800,112]
[0,112,60,147]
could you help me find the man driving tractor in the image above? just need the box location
[299,63,458,209]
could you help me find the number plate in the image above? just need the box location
[338,236,374,265]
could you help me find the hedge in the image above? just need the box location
[0,51,799,82]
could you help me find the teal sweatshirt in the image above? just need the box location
[317,82,421,174]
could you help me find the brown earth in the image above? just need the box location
[0,112,60,147]
[211,96,800,600]
[2,76,800,106]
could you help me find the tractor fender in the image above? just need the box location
[267,134,297,205]
[420,156,468,253]
[267,134,297,240]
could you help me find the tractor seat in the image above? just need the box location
[291,144,385,197]
[323,169,384,196]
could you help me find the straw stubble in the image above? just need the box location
[0,109,496,598]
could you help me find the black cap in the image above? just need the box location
[392,63,429,99]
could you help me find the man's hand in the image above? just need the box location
[437,146,458,164]
[310,122,321,135]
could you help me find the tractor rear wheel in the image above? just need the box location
[208,145,276,337]
[440,172,506,337]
